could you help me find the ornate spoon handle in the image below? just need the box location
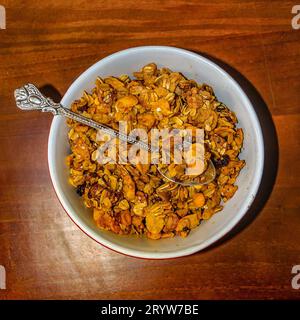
[14,83,151,151]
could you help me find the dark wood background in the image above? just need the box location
[0,0,299,299]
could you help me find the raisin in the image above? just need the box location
[76,184,85,196]
[77,103,88,113]
[213,155,230,168]
[226,116,233,123]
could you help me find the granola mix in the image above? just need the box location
[66,63,245,239]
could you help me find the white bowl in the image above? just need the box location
[48,46,264,259]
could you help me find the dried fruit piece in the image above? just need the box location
[192,193,205,207]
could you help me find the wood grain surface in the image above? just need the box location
[0,0,299,299]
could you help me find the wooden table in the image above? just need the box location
[0,0,299,299]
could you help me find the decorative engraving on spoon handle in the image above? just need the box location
[14,83,61,114]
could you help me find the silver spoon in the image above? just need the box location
[14,83,216,186]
